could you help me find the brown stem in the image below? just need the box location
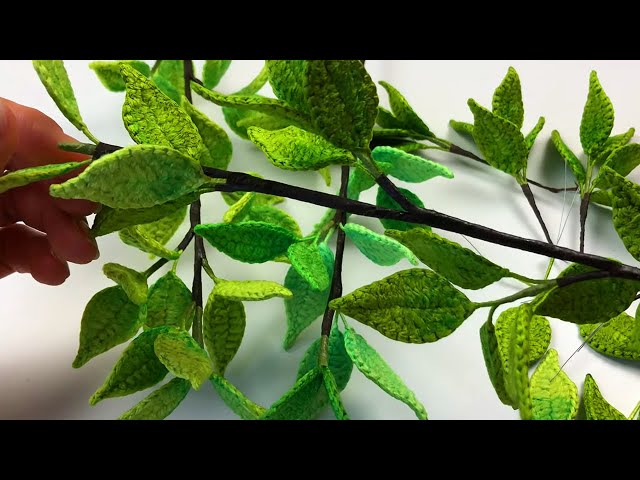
[144,229,195,278]
[521,183,553,244]
[579,192,591,253]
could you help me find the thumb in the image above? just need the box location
[0,99,17,173]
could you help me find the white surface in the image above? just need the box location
[1,60,640,420]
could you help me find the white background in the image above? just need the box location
[1,60,640,420]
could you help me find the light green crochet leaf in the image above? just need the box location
[583,374,626,420]
[0,160,91,195]
[73,286,143,368]
[386,228,509,290]
[492,66,524,129]
[223,192,255,223]
[121,64,205,161]
[468,99,528,180]
[286,242,330,291]
[154,328,213,390]
[495,304,533,418]
[390,142,430,153]
[342,223,418,266]
[344,326,428,420]
[212,280,292,302]
[347,166,376,201]
[330,268,475,344]
[449,120,474,136]
[372,146,453,183]
[283,242,334,350]
[266,60,308,111]
[241,205,302,238]
[600,167,640,262]
[372,128,418,139]
[580,71,614,158]
[146,271,194,330]
[590,189,613,207]
[297,325,352,392]
[151,74,181,104]
[91,191,201,237]
[182,101,233,169]
[32,60,98,143]
[102,263,148,306]
[50,145,207,209]
[192,83,312,129]
[210,375,266,420]
[305,60,378,151]
[261,368,324,420]
[603,143,640,177]
[119,378,191,420]
[375,186,428,232]
[151,60,188,104]
[119,225,180,260]
[551,130,586,187]
[524,117,545,152]
[534,262,640,324]
[530,349,579,420]
[496,311,551,367]
[136,206,186,254]
[248,126,356,171]
[379,81,430,137]
[203,293,246,376]
[376,106,405,130]
[579,312,640,361]
[89,60,150,92]
[194,221,298,263]
[593,127,636,166]
[203,60,232,89]
[226,107,295,140]
[90,326,171,405]
[318,166,332,186]
[479,318,515,408]
[322,367,349,420]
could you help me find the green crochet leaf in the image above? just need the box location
[89,60,150,92]
[492,66,524,129]
[261,368,324,420]
[375,186,428,232]
[119,225,180,260]
[182,101,232,170]
[593,127,636,166]
[241,205,302,238]
[102,263,148,306]
[449,120,474,136]
[210,375,266,420]
[479,317,515,408]
[202,60,232,89]
[146,271,194,330]
[376,106,406,130]
[378,81,430,137]
[212,280,292,302]
[286,241,331,291]
[330,269,475,344]
[154,328,213,390]
[342,223,418,266]
[203,293,246,376]
[496,312,551,366]
[524,117,545,152]
[266,60,308,111]
[0,160,91,195]
[136,206,186,253]
[223,192,255,224]
[118,378,190,420]
[551,130,586,187]
[322,367,349,420]
[580,71,614,158]
[371,146,453,183]
[582,374,626,420]
[603,143,640,177]
[530,349,579,420]
[347,166,376,201]
[579,312,640,361]
[72,286,143,368]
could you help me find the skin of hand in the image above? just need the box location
[0,98,100,285]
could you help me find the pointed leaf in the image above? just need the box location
[194,221,298,263]
[121,64,205,161]
[153,61,187,99]
[344,326,427,419]
[73,286,143,368]
[322,367,349,420]
[376,106,405,129]
[119,225,180,260]
[388,142,430,153]
[146,271,194,330]
[223,192,255,223]
[192,83,312,129]
[137,206,186,252]
[583,374,626,420]
[203,293,246,375]
[151,74,181,104]
[102,263,148,306]
[213,280,292,302]
[225,106,295,140]
[0,160,91,195]
[468,99,528,179]
[551,130,586,187]
[154,328,213,390]
[242,205,302,238]
[375,186,428,231]
[530,349,579,420]
[524,116,545,152]
[386,228,510,290]
[590,189,613,207]
[182,101,232,170]
[119,378,191,420]
[342,223,418,266]
[91,191,201,237]
[210,375,266,420]
[287,242,331,291]
[261,368,324,420]
[32,60,98,143]
[603,143,640,177]
[306,60,378,151]
[284,242,334,350]
[50,145,206,208]
[248,126,356,171]
[492,66,524,129]
[372,146,453,183]
[580,71,614,157]
[330,268,475,343]
[579,312,640,361]
[90,327,170,405]
[296,325,353,390]
[89,60,150,92]
[203,60,232,90]
[496,311,551,367]
[593,127,636,166]
[449,120,474,136]
[379,81,430,137]
[347,166,376,201]
[266,60,308,111]
[479,318,515,407]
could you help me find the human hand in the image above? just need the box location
[0,98,100,285]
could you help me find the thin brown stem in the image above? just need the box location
[521,183,553,244]
[579,193,590,253]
